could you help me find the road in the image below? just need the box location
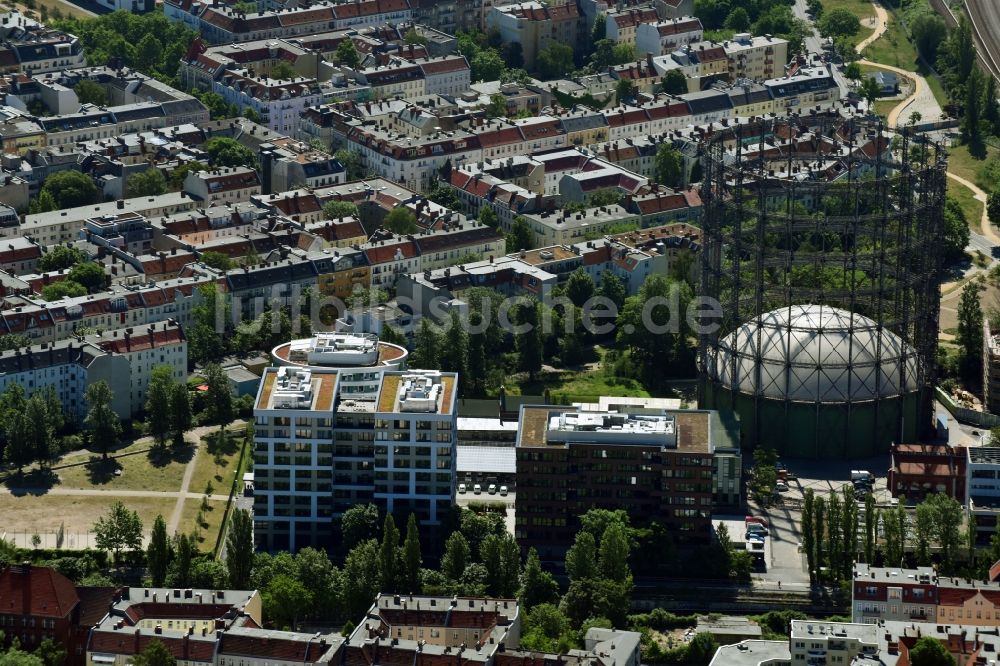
[790,0,851,99]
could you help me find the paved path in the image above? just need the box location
[168,441,201,535]
[856,2,890,52]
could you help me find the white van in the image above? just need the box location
[458,483,467,494]
[473,484,482,494]
[488,484,497,495]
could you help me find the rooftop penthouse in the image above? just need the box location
[378,371,455,414]
[271,332,408,369]
[547,411,678,447]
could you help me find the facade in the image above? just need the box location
[887,443,967,503]
[852,564,938,624]
[252,366,457,551]
[968,447,1000,538]
[515,403,740,556]
[486,1,585,72]
[635,17,703,56]
[984,319,1000,414]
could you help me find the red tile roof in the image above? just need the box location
[0,565,79,619]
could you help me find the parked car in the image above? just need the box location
[499,485,508,496]
[488,484,497,495]
[473,484,482,494]
[776,481,789,492]
[458,483,467,494]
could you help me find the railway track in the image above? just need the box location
[960,0,1000,81]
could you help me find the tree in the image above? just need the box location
[264,575,312,630]
[24,394,56,466]
[507,217,534,251]
[908,636,957,666]
[39,170,97,209]
[957,281,983,380]
[964,67,985,152]
[173,533,194,587]
[915,500,934,564]
[200,251,234,271]
[85,381,121,458]
[565,530,598,581]
[615,78,636,104]
[471,49,506,82]
[486,92,508,118]
[94,501,143,564]
[74,78,106,106]
[342,539,381,618]
[661,69,687,95]
[68,262,106,293]
[565,269,595,308]
[654,144,684,188]
[911,13,947,63]
[598,522,631,583]
[132,641,176,666]
[403,513,421,594]
[864,492,876,563]
[591,14,607,46]
[802,489,815,580]
[203,363,234,427]
[517,301,543,380]
[441,532,471,581]
[379,514,400,592]
[271,61,297,81]
[335,39,361,68]
[384,207,418,234]
[724,6,750,30]
[844,62,863,81]
[409,318,441,370]
[922,493,965,571]
[818,8,860,38]
[520,547,560,609]
[404,27,428,46]
[135,33,163,72]
[341,503,380,550]
[34,638,66,666]
[335,149,366,180]
[168,383,192,447]
[988,191,1000,228]
[39,276,78,300]
[615,275,693,388]
[146,366,175,448]
[481,532,520,597]
[536,43,574,79]
[147,515,171,587]
[127,168,167,197]
[170,161,207,190]
[686,633,720,665]
[943,197,970,260]
[479,205,498,228]
[204,137,257,168]
[38,245,86,272]
[598,271,627,310]
[441,310,469,389]
[860,77,881,108]
[984,75,1000,134]
[323,200,359,220]
[226,509,254,589]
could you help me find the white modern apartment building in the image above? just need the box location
[253,366,457,551]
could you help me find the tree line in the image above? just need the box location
[405,270,695,397]
[802,489,972,581]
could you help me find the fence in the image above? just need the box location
[935,386,1000,428]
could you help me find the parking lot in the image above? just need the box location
[745,453,893,590]
[456,487,516,537]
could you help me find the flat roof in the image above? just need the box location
[456,445,516,475]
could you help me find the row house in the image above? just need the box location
[634,17,703,56]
